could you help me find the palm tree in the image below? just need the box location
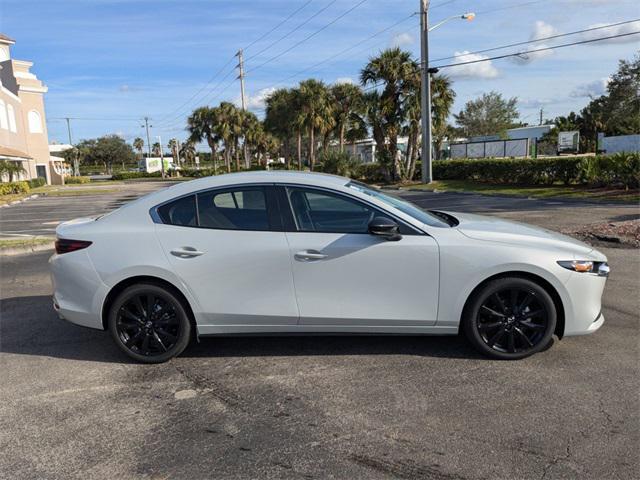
[430,75,456,160]
[179,140,197,165]
[331,83,364,152]
[152,142,161,157]
[133,137,144,158]
[264,88,301,169]
[0,160,26,182]
[188,106,221,173]
[361,48,419,180]
[167,138,179,164]
[298,79,334,170]
[345,114,368,157]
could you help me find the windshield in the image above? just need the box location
[347,181,451,228]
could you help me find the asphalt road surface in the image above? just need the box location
[1,185,638,479]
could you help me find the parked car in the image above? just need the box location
[50,172,609,363]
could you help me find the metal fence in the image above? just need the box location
[450,138,530,159]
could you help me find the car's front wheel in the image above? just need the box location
[462,277,556,360]
[108,283,191,363]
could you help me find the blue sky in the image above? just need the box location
[1,0,638,146]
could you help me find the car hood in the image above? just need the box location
[448,211,593,255]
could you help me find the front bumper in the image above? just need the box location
[562,270,607,336]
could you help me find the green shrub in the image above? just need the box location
[0,181,30,195]
[64,176,91,184]
[353,163,386,183]
[316,151,359,177]
[432,154,639,187]
[111,171,162,180]
[27,177,46,188]
[579,153,639,189]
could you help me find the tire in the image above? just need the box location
[108,283,192,363]
[462,277,556,360]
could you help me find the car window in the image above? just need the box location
[157,195,197,227]
[287,187,382,234]
[198,188,269,230]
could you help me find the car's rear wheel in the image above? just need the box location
[108,283,191,363]
[462,277,556,360]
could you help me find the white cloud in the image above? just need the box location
[391,32,414,48]
[570,77,611,98]
[334,77,355,85]
[446,51,499,80]
[578,20,640,44]
[235,87,276,110]
[520,97,556,108]
[510,21,556,65]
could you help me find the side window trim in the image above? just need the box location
[278,184,423,235]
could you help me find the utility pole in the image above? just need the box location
[236,49,250,169]
[420,0,433,184]
[142,117,153,159]
[539,107,543,126]
[64,117,79,176]
[157,135,166,179]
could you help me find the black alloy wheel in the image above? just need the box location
[108,283,191,363]
[463,277,556,360]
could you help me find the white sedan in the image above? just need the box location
[50,171,609,363]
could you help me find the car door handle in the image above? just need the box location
[295,250,328,261]
[171,247,204,258]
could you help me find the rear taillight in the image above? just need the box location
[55,238,92,254]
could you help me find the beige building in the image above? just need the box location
[1,33,63,184]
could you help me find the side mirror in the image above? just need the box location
[368,216,402,241]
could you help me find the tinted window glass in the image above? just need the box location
[198,188,269,230]
[157,195,197,227]
[287,188,378,233]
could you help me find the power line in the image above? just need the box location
[154,55,236,124]
[245,0,340,62]
[244,0,315,51]
[431,18,640,63]
[432,30,640,69]
[266,13,417,88]
[245,0,371,75]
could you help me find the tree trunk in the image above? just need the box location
[297,131,302,170]
[284,140,290,169]
[234,144,240,172]
[340,124,345,152]
[211,147,217,174]
[309,127,315,171]
[352,141,357,156]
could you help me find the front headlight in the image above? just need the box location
[558,260,609,277]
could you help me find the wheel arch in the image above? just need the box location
[101,275,197,334]
[461,271,565,339]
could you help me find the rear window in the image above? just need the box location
[157,195,197,227]
[198,188,269,230]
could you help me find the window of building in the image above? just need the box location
[7,104,17,132]
[28,110,43,133]
[0,100,8,130]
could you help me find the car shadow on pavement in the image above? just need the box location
[1,295,484,362]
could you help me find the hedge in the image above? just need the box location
[111,171,163,180]
[27,177,46,188]
[433,153,639,188]
[0,181,30,195]
[64,176,91,184]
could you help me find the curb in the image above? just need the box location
[0,241,54,256]
[0,194,40,208]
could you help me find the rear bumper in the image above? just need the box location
[49,251,105,330]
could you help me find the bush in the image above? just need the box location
[434,157,581,185]
[579,153,639,189]
[111,171,162,180]
[316,151,359,177]
[64,176,91,184]
[353,163,386,184]
[27,177,46,188]
[0,181,30,195]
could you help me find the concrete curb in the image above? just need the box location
[0,194,40,208]
[0,241,54,256]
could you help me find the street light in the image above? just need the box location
[420,2,476,184]
[429,12,475,32]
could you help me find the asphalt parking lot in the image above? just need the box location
[1,183,638,479]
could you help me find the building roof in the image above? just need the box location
[0,33,16,45]
[0,145,32,160]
